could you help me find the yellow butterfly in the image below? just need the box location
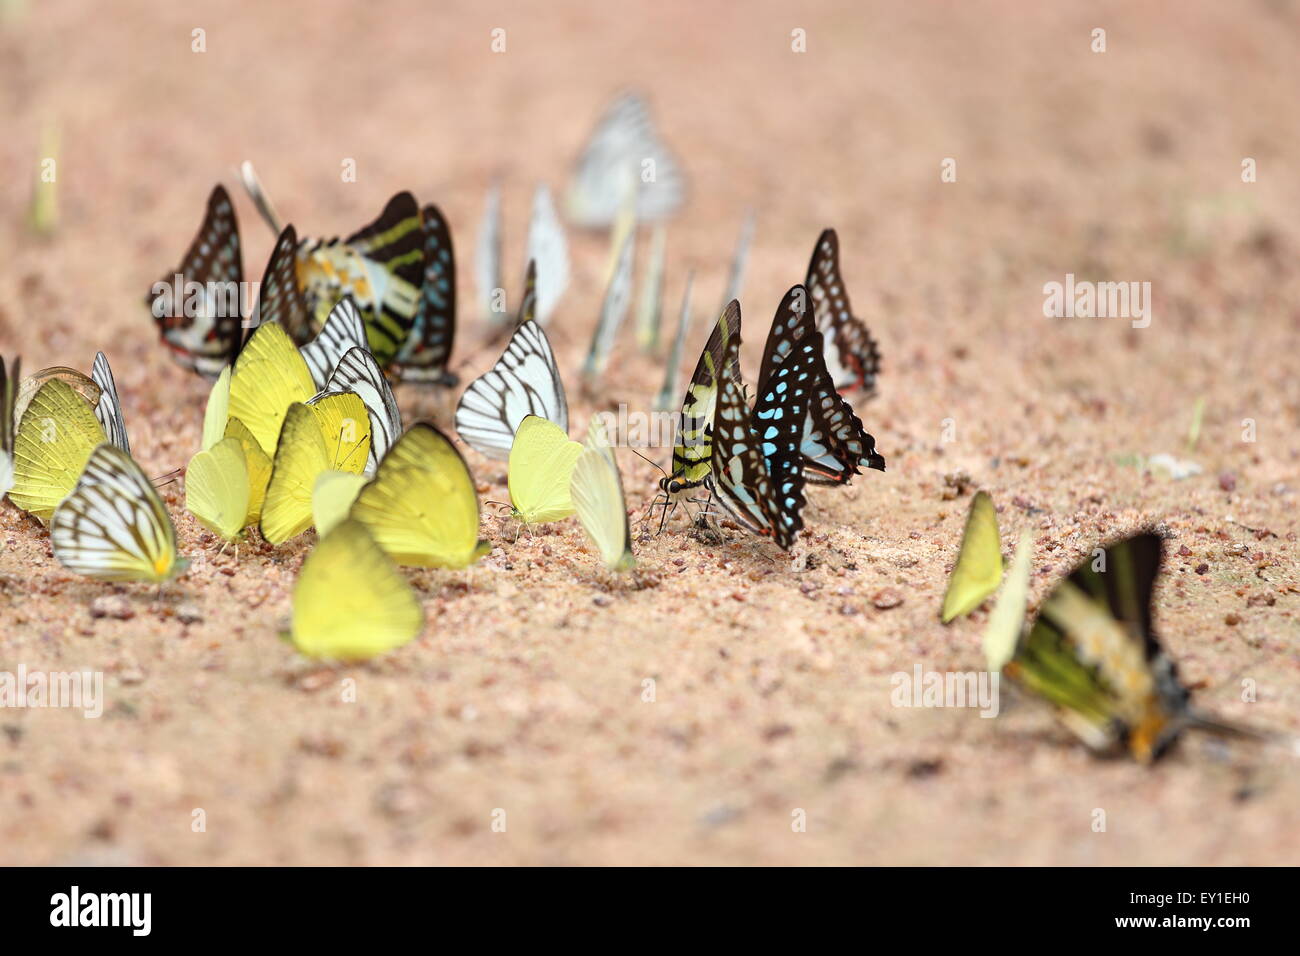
[227,321,316,456]
[223,417,272,524]
[185,436,251,545]
[289,518,423,660]
[940,490,1003,623]
[312,470,367,537]
[349,423,490,568]
[8,378,106,522]
[201,365,231,450]
[51,443,187,583]
[507,414,583,524]
[570,417,635,570]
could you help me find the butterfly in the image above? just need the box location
[718,210,756,316]
[941,490,1004,623]
[652,272,695,413]
[289,518,423,661]
[392,204,459,386]
[0,354,20,498]
[90,352,130,455]
[570,417,635,571]
[524,184,570,326]
[51,443,188,583]
[311,470,369,538]
[507,415,584,525]
[147,185,244,380]
[635,224,667,351]
[475,181,503,326]
[757,285,884,484]
[705,328,815,551]
[299,297,369,391]
[227,321,317,457]
[8,378,105,522]
[658,300,740,499]
[185,435,251,546]
[222,417,272,525]
[260,399,371,546]
[454,319,568,461]
[580,215,636,384]
[984,531,1272,763]
[348,423,490,568]
[312,346,402,477]
[565,92,686,228]
[805,229,882,394]
[255,224,312,342]
[201,366,231,451]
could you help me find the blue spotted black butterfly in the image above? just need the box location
[393,204,458,386]
[705,319,817,551]
[146,185,244,380]
[805,229,882,394]
[759,284,885,484]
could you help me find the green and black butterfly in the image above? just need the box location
[705,321,816,551]
[392,204,459,386]
[759,284,885,484]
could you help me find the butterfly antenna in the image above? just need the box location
[151,466,184,487]
[238,160,284,235]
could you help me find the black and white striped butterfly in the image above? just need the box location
[454,319,568,460]
[147,185,244,380]
[706,329,814,551]
[50,443,187,583]
[91,351,130,455]
[805,229,882,394]
[758,286,885,484]
[309,346,401,477]
[392,204,459,386]
[565,92,686,228]
[300,297,368,390]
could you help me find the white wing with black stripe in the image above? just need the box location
[91,352,131,455]
[454,320,568,460]
[310,346,401,476]
[300,297,369,390]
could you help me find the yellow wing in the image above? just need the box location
[224,416,271,525]
[13,366,100,428]
[201,364,231,450]
[312,469,367,538]
[307,390,371,473]
[508,414,583,524]
[982,530,1032,672]
[570,417,635,570]
[227,321,316,456]
[9,379,106,522]
[260,403,329,545]
[185,436,250,542]
[940,490,1004,622]
[290,518,423,660]
[349,423,490,568]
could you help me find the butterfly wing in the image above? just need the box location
[227,321,317,456]
[299,297,369,390]
[581,215,637,383]
[224,417,271,525]
[525,185,570,325]
[454,320,568,460]
[665,300,740,493]
[51,443,186,582]
[311,469,368,538]
[257,225,312,343]
[805,229,882,394]
[392,204,458,385]
[315,347,401,476]
[940,490,1004,622]
[9,379,106,522]
[185,436,251,542]
[982,530,1033,671]
[201,365,231,451]
[306,391,372,474]
[1,354,19,456]
[349,423,490,568]
[290,518,423,661]
[570,417,635,570]
[507,415,583,524]
[260,402,330,545]
[147,185,244,379]
[476,182,503,325]
[90,352,130,455]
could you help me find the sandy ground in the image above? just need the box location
[1,0,1299,865]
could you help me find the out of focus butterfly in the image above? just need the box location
[476,181,503,327]
[652,272,695,413]
[455,318,568,461]
[349,423,490,568]
[288,518,423,661]
[508,415,583,525]
[581,206,637,385]
[565,92,686,228]
[146,185,245,380]
[941,490,1004,623]
[570,417,635,571]
[51,443,188,583]
[759,285,884,484]
[392,204,459,386]
[90,352,130,454]
[525,184,570,326]
[706,327,815,551]
[0,355,21,498]
[984,531,1272,763]
[8,378,105,522]
[635,224,666,352]
[805,229,882,394]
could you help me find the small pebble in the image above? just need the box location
[177,603,203,625]
[592,594,612,607]
[872,588,904,610]
[1219,472,1237,492]
[89,595,134,620]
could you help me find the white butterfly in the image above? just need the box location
[565,92,686,229]
[476,181,503,325]
[454,320,568,460]
[91,351,131,455]
[50,443,187,583]
[525,184,569,325]
[309,346,401,476]
[580,224,636,383]
[300,297,369,390]
[635,223,667,351]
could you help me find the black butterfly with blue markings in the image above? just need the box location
[758,284,885,484]
[393,204,459,386]
[706,318,817,551]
